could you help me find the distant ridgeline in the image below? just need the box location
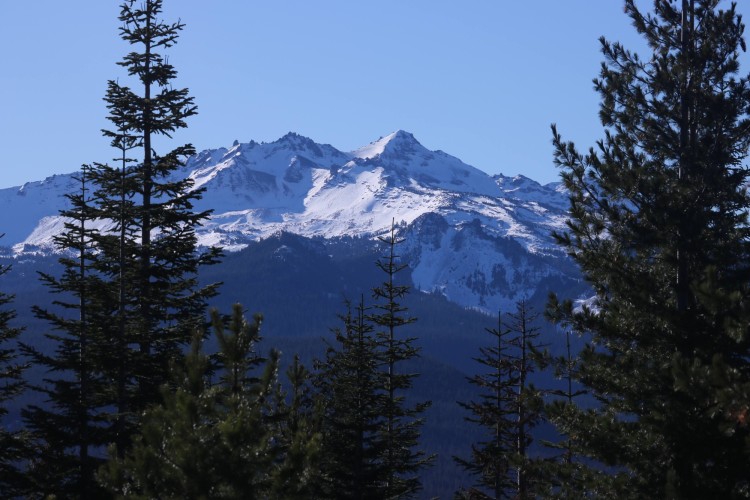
[0,130,581,316]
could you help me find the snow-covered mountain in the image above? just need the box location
[0,131,577,313]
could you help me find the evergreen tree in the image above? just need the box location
[369,222,432,498]
[504,300,546,499]
[89,0,220,451]
[100,305,292,498]
[21,166,113,498]
[455,301,546,500]
[551,0,750,496]
[271,354,323,499]
[98,332,216,498]
[0,241,28,496]
[206,306,287,498]
[455,310,517,500]
[535,296,603,499]
[315,298,386,499]
[210,305,321,498]
[315,225,432,499]
[24,1,220,493]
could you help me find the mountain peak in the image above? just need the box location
[390,129,417,142]
[352,130,423,160]
[276,131,314,146]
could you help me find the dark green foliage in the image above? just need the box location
[23,1,220,495]
[456,301,546,499]
[0,243,27,496]
[535,296,606,499]
[273,354,323,498]
[316,298,387,499]
[369,224,433,498]
[314,224,433,499]
[551,0,750,496]
[504,301,546,498]
[21,167,112,498]
[1,233,504,494]
[99,332,231,497]
[100,304,321,498]
[88,0,220,450]
[455,311,517,500]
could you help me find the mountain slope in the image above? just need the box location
[0,131,576,313]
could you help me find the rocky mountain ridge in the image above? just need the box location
[0,131,578,313]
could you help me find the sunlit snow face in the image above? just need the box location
[4,131,570,314]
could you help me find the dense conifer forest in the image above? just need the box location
[2,0,750,498]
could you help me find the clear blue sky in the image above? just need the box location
[1,1,749,189]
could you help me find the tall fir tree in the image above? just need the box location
[21,166,114,498]
[504,301,545,499]
[24,2,220,493]
[315,298,387,499]
[369,222,432,498]
[455,310,517,500]
[551,0,750,496]
[0,241,28,496]
[456,301,546,500]
[90,0,220,452]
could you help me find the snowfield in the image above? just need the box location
[0,130,575,313]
